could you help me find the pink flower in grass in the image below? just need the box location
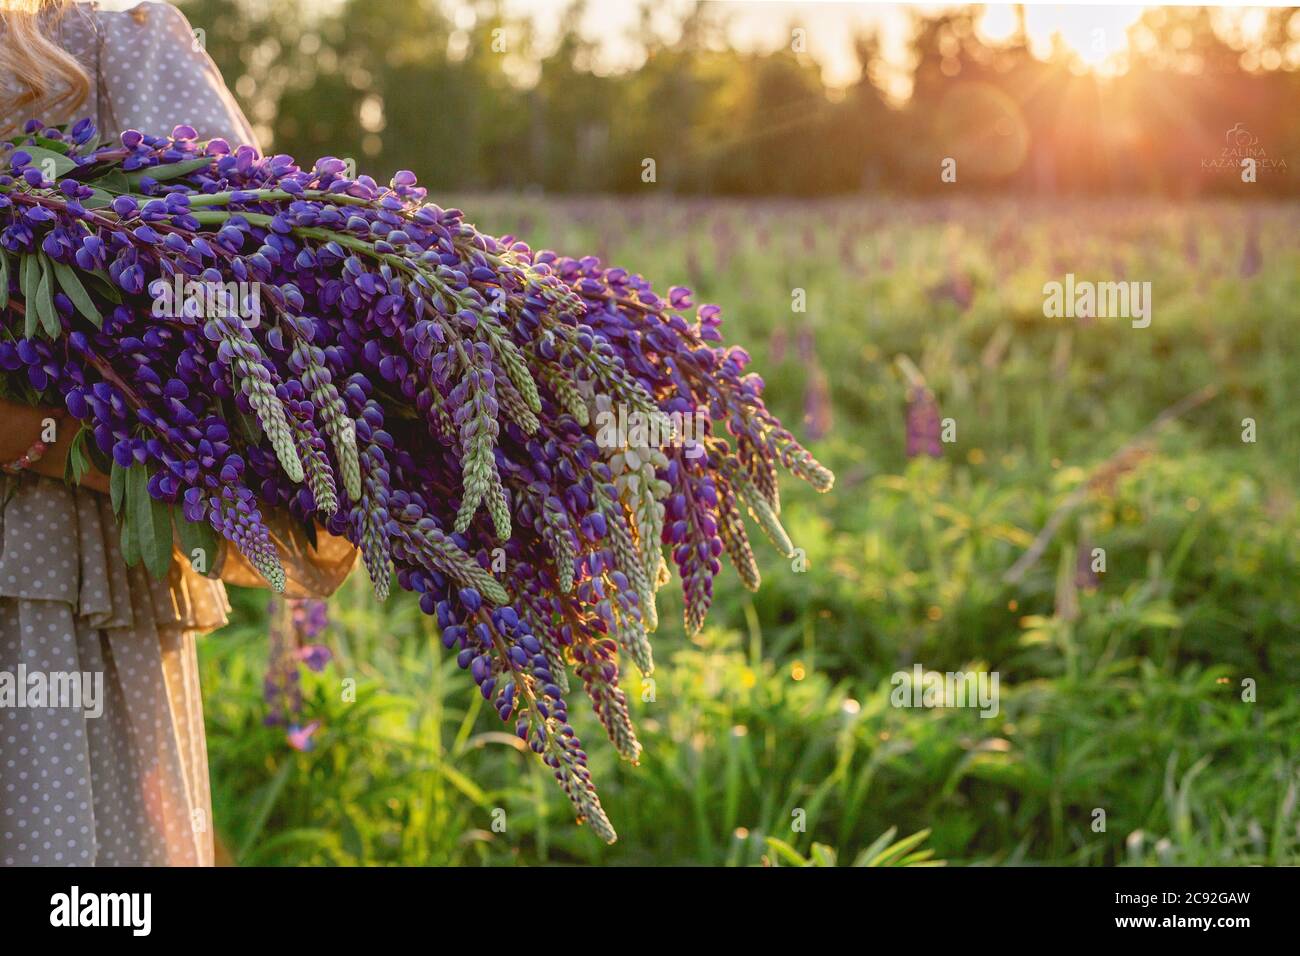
[287,721,321,752]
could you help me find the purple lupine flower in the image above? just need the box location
[1240,217,1261,278]
[263,596,302,729]
[1075,540,1101,590]
[297,645,332,672]
[905,386,944,459]
[290,598,330,641]
[797,328,831,441]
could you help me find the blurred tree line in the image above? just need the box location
[179,0,1300,195]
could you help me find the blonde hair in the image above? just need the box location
[0,0,91,135]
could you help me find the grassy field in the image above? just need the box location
[200,195,1300,866]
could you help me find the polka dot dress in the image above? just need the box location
[55,1,259,150]
[1,477,231,866]
[2,1,257,867]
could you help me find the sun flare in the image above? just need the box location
[979,4,1150,74]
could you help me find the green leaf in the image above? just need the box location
[763,837,809,867]
[0,248,9,309]
[31,136,71,155]
[1138,608,1183,630]
[88,169,130,195]
[809,843,838,867]
[86,437,113,477]
[63,425,92,487]
[20,254,39,339]
[862,828,932,867]
[145,492,175,580]
[18,251,37,298]
[19,251,36,297]
[119,500,140,566]
[174,505,219,578]
[237,409,264,443]
[110,460,127,514]
[50,259,101,327]
[83,188,116,210]
[125,158,210,186]
[127,463,173,580]
[850,826,898,867]
[35,254,59,338]
[20,145,77,179]
[339,812,366,862]
[235,758,295,863]
[82,269,122,305]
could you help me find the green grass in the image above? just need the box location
[200,195,1300,866]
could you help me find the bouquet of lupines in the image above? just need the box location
[0,118,832,842]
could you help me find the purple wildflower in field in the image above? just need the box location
[263,597,303,730]
[769,324,788,364]
[798,329,831,441]
[1240,218,1261,277]
[297,644,333,672]
[1075,540,1101,590]
[264,599,332,730]
[291,598,329,641]
[839,231,857,270]
[905,386,944,459]
[928,269,973,312]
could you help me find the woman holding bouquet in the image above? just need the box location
[0,0,351,866]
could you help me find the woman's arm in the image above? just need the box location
[0,399,49,462]
[102,2,259,150]
[5,2,353,597]
[0,398,109,493]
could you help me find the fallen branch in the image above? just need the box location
[1002,384,1219,585]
